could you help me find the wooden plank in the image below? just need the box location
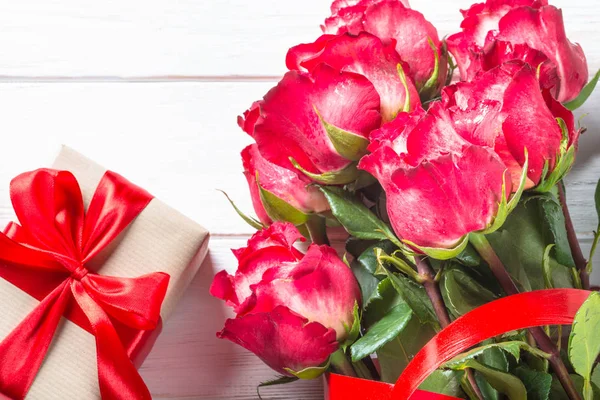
[140,235,600,399]
[0,82,597,236]
[0,0,597,77]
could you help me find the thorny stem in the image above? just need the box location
[470,233,582,400]
[330,350,357,377]
[557,184,590,290]
[415,256,484,400]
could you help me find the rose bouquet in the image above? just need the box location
[212,0,600,399]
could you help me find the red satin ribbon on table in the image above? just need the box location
[0,169,170,400]
[327,289,591,400]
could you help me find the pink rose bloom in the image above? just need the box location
[447,0,588,102]
[210,223,361,376]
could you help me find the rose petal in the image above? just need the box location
[297,33,420,121]
[249,245,361,340]
[218,306,338,375]
[387,146,509,249]
[238,101,262,136]
[242,144,330,221]
[253,65,381,174]
[496,5,588,101]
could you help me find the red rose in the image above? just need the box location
[359,104,510,251]
[322,0,447,93]
[241,144,330,226]
[442,61,579,189]
[287,32,420,123]
[447,0,588,102]
[211,223,361,376]
[241,64,382,184]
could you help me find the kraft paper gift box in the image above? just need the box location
[0,146,210,399]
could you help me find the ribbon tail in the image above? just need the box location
[71,281,151,400]
[0,281,71,400]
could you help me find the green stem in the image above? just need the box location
[330,350,356,377]
[469,233,582,400]
[305,215,330,245]
[379,254,422,283]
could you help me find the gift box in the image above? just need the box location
[0,146,210,399]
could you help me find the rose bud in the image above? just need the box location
[447,0,588,102]
[241,144,330,226]
[359,104,514,258]
[287,32,420,123]
[211,223,361,377]
[322,0,447,97]
[242,64,382,185]
[442,61,579,191]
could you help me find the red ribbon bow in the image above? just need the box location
[327,289,592,400]
[0,169,170,400]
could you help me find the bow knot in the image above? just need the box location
[70,265,89,281]
[0,169,170,400]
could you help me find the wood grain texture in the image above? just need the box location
[0,0,599,398]
[0,0,597,77]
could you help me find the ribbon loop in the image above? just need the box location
[0,169,167,400]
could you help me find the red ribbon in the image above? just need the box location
[327,289,591,400]
[0,169,170,400]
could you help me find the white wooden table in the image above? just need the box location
[0,1,598,398]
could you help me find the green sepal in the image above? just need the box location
[536,119,577,193]
[418,37,442,100]
[257,173,309,225]
[315,106,369,162]
[218,189,265,230]
[481,150,529,234]
[564,69,600,111]
[403,235,470,261]
[257,376,299,400]
[397,63,412,114]
[341,301,361,350]
[290,158,360,185]
[284,359,331,380]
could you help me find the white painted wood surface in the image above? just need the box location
[0,0,598,399]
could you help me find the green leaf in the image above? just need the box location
[386,271,439,328]
[454,244,482,267]
[476,346,509,400]
[550,374,600,400]
[514,367,552,400]
[363,277,405,323]
[257,177,309,225]
[537,192,576,268]
[377,314,437,383]
[257,376,299,400]
[314,106,370,161]
[290,158,360,185]
[218,190,264,230]
[588,179,600,274]
[319,186,400,245]
[446,359,527,400]
[564,69,600,110]
[350,302,413,361]
[443,341,550,370]
[487,196,576,292]
[419,370,465,397]
[441,265,497,317]
[569,292,600,399]
[351,241,397,308]
[543,244,556,289]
